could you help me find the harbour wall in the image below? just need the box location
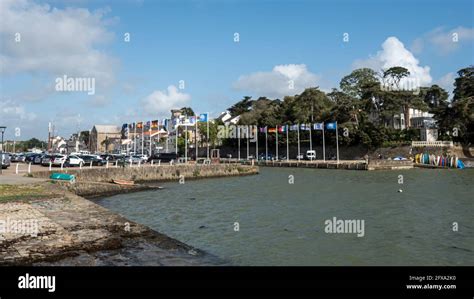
[30,164,259,184]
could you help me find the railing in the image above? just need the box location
[16,163,32,174]
[411,141,453,147]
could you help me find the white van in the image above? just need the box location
[306,150,316,160]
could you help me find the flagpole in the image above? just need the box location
[185,119,188,163]
[255,127,258,160]
[195,116,198,161]
[336,121,339,164]
[141,123,144,155]
[297,124,300,161]
[149,122,152,155]
[276,125,279,160]
[265,127,268,161]
[134,124,137,154]
[206,113,209,159]
[286,125,289,162]
[166,120,169,153]
[246,127,249,160]
[175,124,178,156]
[238,126,240,161]
[309,123,312,152]
[323,122,326,162]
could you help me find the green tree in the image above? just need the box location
[79,131,90,146]
[229,96,254,116]
[197,120,219,148]
[340,68,379,99]
[453,66,474,102]
[382,66,410,90]
[180,107,195,116]
[290,87,332,123]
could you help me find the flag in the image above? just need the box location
[300,124,311,131]
[278,125,287,133]
[199,113,208,122]
[151,120,159,130]
[326,122,337,130]
[121,124,128,138]
[259,127,267,133]
[137,122,143,129]
[173,118,181,127]
[145,121,151,131]
[184,116,196,125]
[268,127,277,133]
[289,124,299,131]
[313,123,324,130]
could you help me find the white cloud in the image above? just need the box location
[233,64,321,98]
[412,27,474,55]
[0,98,37,122]
[142,85,191,117]
[0,0,118,89]
[435,72,456,95]
[353,36,432,87]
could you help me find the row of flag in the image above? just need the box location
[259,122,337,133]
[121,116,335,136]
[122,120,164,132]
[121,114,210,137]
[172,114,209,127]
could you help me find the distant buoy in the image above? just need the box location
[398,189,403,193]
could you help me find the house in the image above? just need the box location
[51,136,67,154]
[228,115,241,125]
[411,114,438,142]
[66,133,87,153]
[89,125,121,153]
[216,111,232,123]
[371,106,434,130]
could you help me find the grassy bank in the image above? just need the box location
[0,184,63,203]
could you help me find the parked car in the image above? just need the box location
[66,155,85,167]
[138,154,148,163]
[258,153,274,161]
[41,154,54,166]
[147,153,178,163]
[33,154,45,164]
[1,153,11,169]
[25,153,41,163]
[306,150,316,160]
[79,155,105,166]
[11,153,26,162]
[100,154,112,161]
[124,155,142,164]
[52,154,67,166]
[100,154,123,163]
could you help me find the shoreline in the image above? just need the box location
[0,182,226,266]
[0,164,258,266]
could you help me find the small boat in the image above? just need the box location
[50,173,76,182]
[112,179,135,186]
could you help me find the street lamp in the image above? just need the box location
[0,126,6,173]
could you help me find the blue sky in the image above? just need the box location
[0,0,473,140]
